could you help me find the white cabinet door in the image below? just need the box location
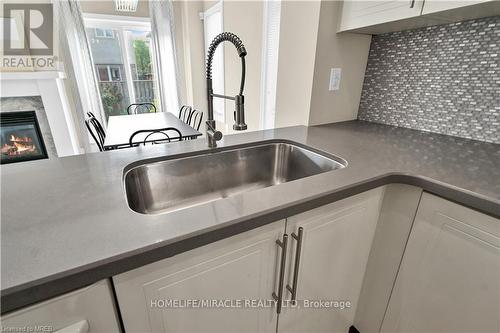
[421,0,493,15]
[113,220,286,333]
[339,0,424,32]
[381,193,500,333]
[1,280,121,333]
[278,188,385,333]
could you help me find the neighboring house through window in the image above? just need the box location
[97,65,122,82]
[94,28,114,38]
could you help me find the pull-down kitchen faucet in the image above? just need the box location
[205,32,247,148]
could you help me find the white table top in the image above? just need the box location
[103,112,202,149]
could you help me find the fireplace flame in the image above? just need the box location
[1,134,37,156]
[10,134,33,143]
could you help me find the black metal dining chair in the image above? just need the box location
[85,113,106,151]
[129,127,183,147]
[188,109,204,131]
[86,112,106,137]
[178,105,192,124]
[127,103,157,115]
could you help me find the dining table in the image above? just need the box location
[103,112,202,150]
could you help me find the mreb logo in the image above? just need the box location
[3,3,53,56]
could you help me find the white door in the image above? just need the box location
[381,192,500,333]
[113,220,285,332]
[278,188,385,333]
[339,0,424,32]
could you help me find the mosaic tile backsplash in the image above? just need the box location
[358,16,500,144]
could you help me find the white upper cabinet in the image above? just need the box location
[339,1,424,32]
[422,0,494,14]
[381,193,500,333]
[338,0,500,33]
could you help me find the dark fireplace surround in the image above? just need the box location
[1,111,48,164]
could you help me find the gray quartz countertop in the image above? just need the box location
[1,120,499,313]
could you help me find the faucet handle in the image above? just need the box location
[206,120,223,142]
[210,129,223,141]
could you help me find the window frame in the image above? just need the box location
[84,13,151,31]
[109,66,122,81]
[94,28,114,38]
[96,65,110,82]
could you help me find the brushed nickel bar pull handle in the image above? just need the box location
[272,233,288,314]
[409,0,416,8]
[286,227,303,304]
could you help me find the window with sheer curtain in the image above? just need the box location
[83,14,159,121]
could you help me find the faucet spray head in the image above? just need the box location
[233,94,247,130]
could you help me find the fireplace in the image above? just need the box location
[1,111,48,164]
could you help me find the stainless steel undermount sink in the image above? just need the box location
[124,141,347,215]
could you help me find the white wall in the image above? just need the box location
[308,1,371,125]
[273,0,371,128]
[274,1,321,128]
[220,1,264,134]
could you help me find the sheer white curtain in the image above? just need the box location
[149,1,180,114]
[55,0,105,152]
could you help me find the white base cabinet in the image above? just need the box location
[280,188,385,333]
[113,188,385,333]
[113,220,286,333]
[381,192,500,333]
[0,280,121,333]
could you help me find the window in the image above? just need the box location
[96,65,123,82]
[110,66,121,81]
[84,14,158,120]
[127,30,155,103]
[95,28,114,38]
[97,65,110,81]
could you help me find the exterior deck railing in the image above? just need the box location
[98,80,155,117]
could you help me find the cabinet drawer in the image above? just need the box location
[1,280,121,333]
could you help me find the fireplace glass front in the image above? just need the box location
[1,111,48,164]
